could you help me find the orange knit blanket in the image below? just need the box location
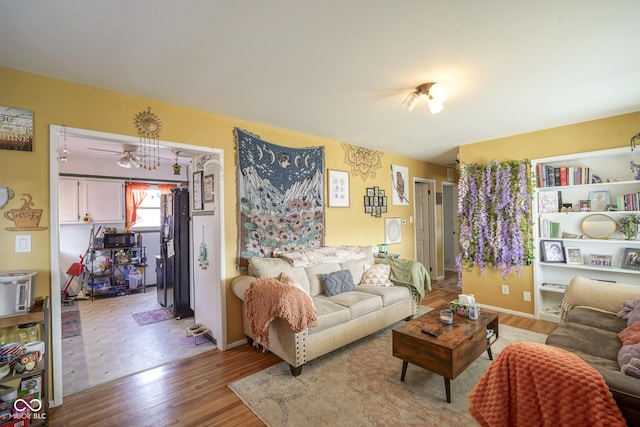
[468,342,627,427]
[244,277,317,350]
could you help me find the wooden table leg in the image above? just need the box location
[444,377,451,403]
[487,346,493,360]
[400,361,408,381]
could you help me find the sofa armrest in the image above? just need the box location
[560,276,640,320]
[231,275,257,301]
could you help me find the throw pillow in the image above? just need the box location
[321,269,355,297]
[360,264,393,287]
[280,272,315,311]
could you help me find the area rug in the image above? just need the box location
[228,324,547,426]
[61,310,82,338]
[432,273,461,293]
[132,308,173,326]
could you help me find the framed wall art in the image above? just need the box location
[391,164,409,205]
[385,217,402,244]
[193,171,203,211]
[327,169,350,207]
[0,106,33,152]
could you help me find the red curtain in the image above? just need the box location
[158,184,175,195]
[125,182,150,229]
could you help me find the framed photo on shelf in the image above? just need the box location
[621,248,640,270]
[588,190,611,212]
[589,254,612,267]
[565,247,583,264]
[327,169,350,207]
[541,240,565,263]
[579,200,591,212]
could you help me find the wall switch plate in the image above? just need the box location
[501,284,509,295]
[523,291,531,302]
[15,235,31,253]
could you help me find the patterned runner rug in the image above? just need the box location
[61,310,82,338]
[229,323,546,426]
[132,308,174,326]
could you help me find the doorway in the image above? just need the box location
[49,125,225,406]
[413,179,436,278]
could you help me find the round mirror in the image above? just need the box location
[581,214,617,239]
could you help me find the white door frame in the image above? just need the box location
[49,125,225,407]
[413,178,437,277]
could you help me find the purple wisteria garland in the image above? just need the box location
[456,160,534,286]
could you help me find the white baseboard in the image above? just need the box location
[478,303,535,319]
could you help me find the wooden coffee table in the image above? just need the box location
[392,306,499,403]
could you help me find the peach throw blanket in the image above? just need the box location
[244,277,317,350]
[469,342,626,427]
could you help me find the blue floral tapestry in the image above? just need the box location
[235,128,325,269]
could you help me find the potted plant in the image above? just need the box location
[618,213,640,240]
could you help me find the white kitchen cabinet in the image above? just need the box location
[59,177,124,224]
[532,147,640,323]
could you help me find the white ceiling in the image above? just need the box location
[1,1,639,166]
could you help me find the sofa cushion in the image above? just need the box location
[546,322,621,362]
[306,262,342,296]
[321,269,356,296]
[308,298,351,333]
[360,264,393,287]
[356,285,410,307]
[566,307,627,334]
[339,259,366,284]
[249,257,310,290]
[316,291,382,320]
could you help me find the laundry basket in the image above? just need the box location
[128,271,143,289]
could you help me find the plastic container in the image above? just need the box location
[128,272,142,289]
[0,271,36,317]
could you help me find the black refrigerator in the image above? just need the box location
[157,187,194,319]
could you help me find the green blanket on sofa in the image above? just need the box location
[378,258,430,300]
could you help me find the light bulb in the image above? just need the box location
[428,83,447,102]
[428,98,444,114]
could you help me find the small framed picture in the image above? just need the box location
[621,248,640,270]
[590,254,612,267]
[579,200,591,212]
[565,247,583,264]
[541,240,565,263]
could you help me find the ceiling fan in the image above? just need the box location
[86,146,148,169]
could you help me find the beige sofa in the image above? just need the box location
[545,276,640,425]
[231,246,419,376]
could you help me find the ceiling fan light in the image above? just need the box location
[428,83,447,102]
[428,98,444,114]
[401,91,419,112]
[130,155,143,168]
[117,156,131,168]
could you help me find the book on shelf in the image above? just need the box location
[535,163,591,187]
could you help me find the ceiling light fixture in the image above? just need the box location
[117,152,143,169]
[60,126,70,162]
[401,82,448,114]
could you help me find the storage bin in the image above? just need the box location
[0,271,36,317]
[128,272,142,289]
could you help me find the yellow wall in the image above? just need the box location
[459,112,640,315]
[0,67,449,350]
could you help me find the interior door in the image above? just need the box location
[414,181,435,275]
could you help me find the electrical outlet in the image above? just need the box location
[523,291,531,302]
[501,284,509,295]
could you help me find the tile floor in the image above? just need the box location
[61,289,215,396]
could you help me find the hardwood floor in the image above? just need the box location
[49,289,557,426]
